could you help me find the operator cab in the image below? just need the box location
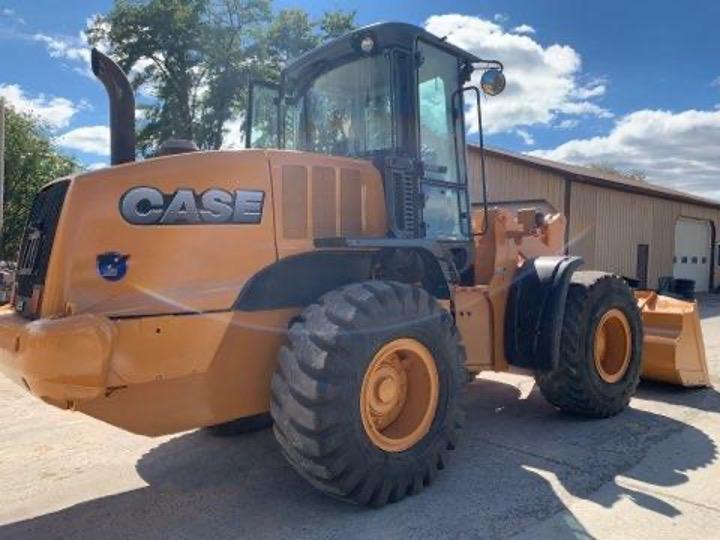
[246,22,504,273]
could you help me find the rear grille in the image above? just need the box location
[14,180,70,316]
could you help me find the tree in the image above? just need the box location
[88,0,273,154]
[265,9,317,67]
[87,1,357,154]
[265,9,357,68]
[0,103,77,259]
[319,10,358,40]
[197,0,274,148]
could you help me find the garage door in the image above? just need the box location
[673,218,712,292]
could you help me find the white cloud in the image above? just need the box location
[557,101,612,118]
[55,126,110,156]
[2,8,14,16]
[132,57,154,73]
[555,119,579,129]
[33,17,109,79]
[512,24,535,34]
[516,129,535,145]
[530,109,720,200]
[424,14,610,134]
[33,33,90,64]
[33,32,95,78]
[87,162,108,171]
[0,84,78,128]
[711,76,720,88]
[572,83,606,99]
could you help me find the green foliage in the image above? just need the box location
[266,9,316,66]
[87,0,357,154]
[1,104,77,259]
[319,10,357,40]
[266,9,357,65]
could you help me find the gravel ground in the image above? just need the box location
[0,296,718,539]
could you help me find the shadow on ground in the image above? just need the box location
[0,379,717,540]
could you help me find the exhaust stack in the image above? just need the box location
[91,48,136,165]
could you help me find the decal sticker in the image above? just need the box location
[119,187,264,225]
[97,252,130,282]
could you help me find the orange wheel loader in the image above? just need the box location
[0,23,711,506]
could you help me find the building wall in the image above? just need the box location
[466,149,720,290]
[567,183,720,289]
[468,150,565,211]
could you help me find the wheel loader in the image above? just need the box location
[0,22,711,506]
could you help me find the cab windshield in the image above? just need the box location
[286,55,393,158]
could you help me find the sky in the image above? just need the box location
[1,1,720,197]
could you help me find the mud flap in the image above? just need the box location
[636,291,712,387]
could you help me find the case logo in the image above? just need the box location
[97,252,129,282]
[120,187,264,225]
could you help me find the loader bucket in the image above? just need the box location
[635,291,711,387]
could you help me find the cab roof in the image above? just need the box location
[283,22,481,84]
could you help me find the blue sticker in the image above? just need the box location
[97,252,130,282]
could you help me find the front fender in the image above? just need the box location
[505,256,583,371]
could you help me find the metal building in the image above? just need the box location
[467,146,720,292]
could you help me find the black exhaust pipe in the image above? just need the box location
[91,48,136,165]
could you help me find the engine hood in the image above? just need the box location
[40,150,277,318]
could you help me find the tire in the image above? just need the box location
[270,280,465,507]
[205,413,273,437]
[534,271,643,418]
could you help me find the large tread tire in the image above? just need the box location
[204,413,273,437]
[534,271,643,418]
[270,280,465,507]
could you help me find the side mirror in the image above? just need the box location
[480,69,506,96]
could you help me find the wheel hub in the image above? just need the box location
[360,338,439,452]
[366,361,407,429]
[594,308,632,384]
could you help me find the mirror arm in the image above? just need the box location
[452,86,489,237]
[473,59,504,73]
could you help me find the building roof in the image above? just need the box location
[470,145,720,210]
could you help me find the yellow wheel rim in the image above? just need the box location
[593,309,632,384]
[360,338,439,453]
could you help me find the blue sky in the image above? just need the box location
[1,1,720,197]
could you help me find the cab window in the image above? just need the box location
[417,41,468,239]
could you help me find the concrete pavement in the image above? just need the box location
[0,297,718,539]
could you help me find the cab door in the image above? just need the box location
[416,40,471,240]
